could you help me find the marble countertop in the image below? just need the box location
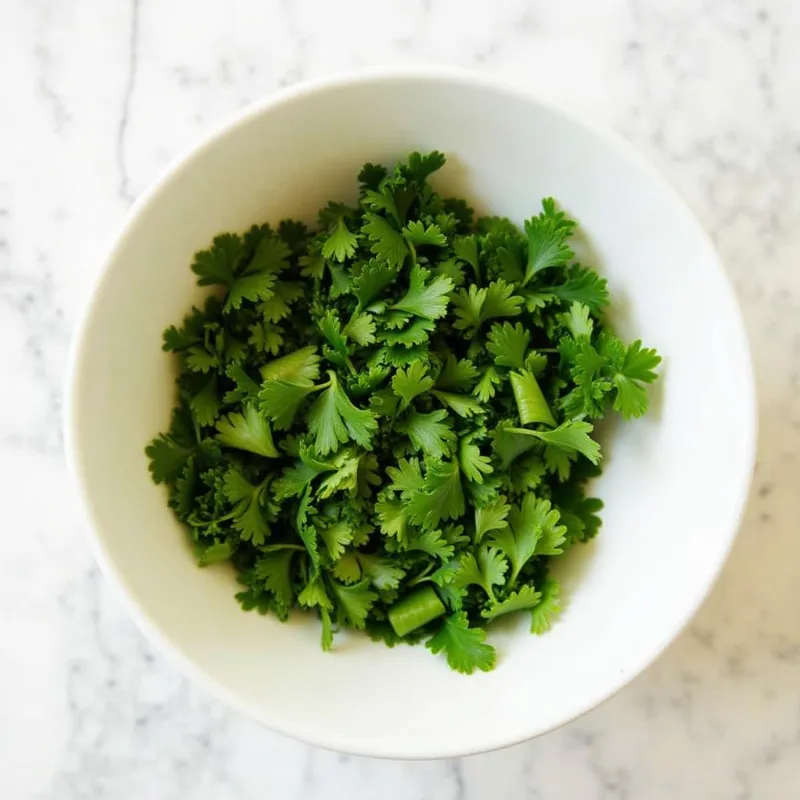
[3,0,799,797]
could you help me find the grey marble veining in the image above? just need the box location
[2,0,799,797]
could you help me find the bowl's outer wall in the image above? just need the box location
[67,74,755,758]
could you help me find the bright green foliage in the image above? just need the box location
[391,361,435,410]
[530,576,562,634]
[426,612,496,674]
[482,584,542,621]
[215,403,279,458]
[147,152,659,674]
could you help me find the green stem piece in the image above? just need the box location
[387,586,446,637]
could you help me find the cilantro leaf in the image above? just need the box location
[492,495,566,583]
[486,322,530,370]
[331,579,378,629]
[392,265,453,320]
[435,355,479,392]
[306,371,377,455]
[255,550,295,609]
[453,235,481,283]
[474,495,510,543]
[473,366,502,402]
[357,553,405,591]
[452,279,523,336]
[522,203,575,285]
[612,340,662,419]
[318,519,354,561]
[320,203,359,262]
[562,301,594,339]
[260,281,304,323]
[386,457,425,495]
[432,390,483,418]
[482,584,542,621]
[406,459,465,528]
[392,361,435,410]
[375,495,411,540]
[191,233,243,287]
[223,468,270,545]
[146,407,198,484]
[358,162,387,189]
[362,214,408,268]
[215,403,279,458]
[454,546,508,602]
[508,420,601,465]
[352,261,399,307]
[426,612,496,675]
[403,220,447,247]
[259,379,319,431]
[458,436,493,484]
[405,150,446,181]
[224,233,290,312]
[190,375,223,426]
[382,318,436,348]
[406,529,455,562]
[259,346,321,383]
[223,363,261,405]
[397,409,456,459]
[530,577,562,634]
[548,264,609,313]
[343,312,376,347]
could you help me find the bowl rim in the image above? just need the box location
[63,65,758,759]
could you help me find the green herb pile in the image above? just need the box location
[146,152,660,674]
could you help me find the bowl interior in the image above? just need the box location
[67,73,754,758]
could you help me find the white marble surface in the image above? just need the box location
[2,0,799,796]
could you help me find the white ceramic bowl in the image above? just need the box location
[65,69,756,759]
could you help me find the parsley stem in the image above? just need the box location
[406,563,436,587]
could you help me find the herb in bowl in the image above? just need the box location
[146,152,660,674]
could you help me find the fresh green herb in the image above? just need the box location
[147,152,661,674]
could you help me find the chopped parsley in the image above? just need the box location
[146,152,660,674]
